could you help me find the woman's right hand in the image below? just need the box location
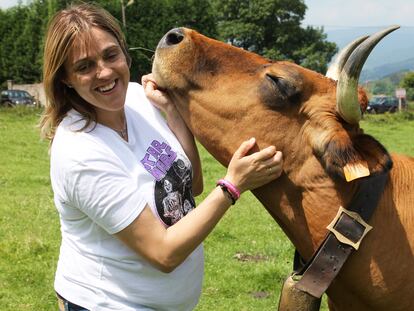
[117,137,282,273]
[224,138,283,193]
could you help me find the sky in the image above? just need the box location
[1,0,414,28]
[0,0,18,9]
[303,0,414,28]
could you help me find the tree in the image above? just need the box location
[103,0,217,80]
[210,0,337,73]
[371,79,394,95]
[400,71,414,100]
[0,5,29,85]
[16,0,49,83]
[0,0,336,86]
[0,9,11,87]
[0,1,49,86]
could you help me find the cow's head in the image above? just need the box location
[152,27,396,184]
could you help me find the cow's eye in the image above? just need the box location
[266,74,298,99]
[261,73,301,109]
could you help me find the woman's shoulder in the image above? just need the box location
[52,112,111,165]
[125,81,166,123]
[58,109,92,133]
[126,82,145,102]
[125,81,153,112]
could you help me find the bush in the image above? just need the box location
[363,110,414,123]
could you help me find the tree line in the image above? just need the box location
[0,0,337,88]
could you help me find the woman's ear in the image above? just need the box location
[60,69,72,88]
[62,79,73,88]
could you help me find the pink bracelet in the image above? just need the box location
[216,179,241,205]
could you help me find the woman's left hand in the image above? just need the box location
[142,74,175,114]
[142,73,203,196]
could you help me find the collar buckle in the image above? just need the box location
[326,206,373,250]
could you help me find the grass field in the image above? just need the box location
[0,107,413,310]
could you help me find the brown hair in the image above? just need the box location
[39,3,131,141]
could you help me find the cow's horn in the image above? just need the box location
[326,35,369,81]
[336,25,400,124]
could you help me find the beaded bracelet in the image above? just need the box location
[216,179,241,205]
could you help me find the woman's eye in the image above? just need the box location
[75,62,92,73]
[106,52,119,61]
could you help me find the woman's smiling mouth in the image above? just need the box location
[97,80,117,93]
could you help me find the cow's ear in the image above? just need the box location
[320,132,393,181]
[260,63,303,108]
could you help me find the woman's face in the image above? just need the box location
[64,27,130,116]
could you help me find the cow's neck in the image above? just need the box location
[174,91,252,166]
[252,154,358,260]
[173,92,356,260]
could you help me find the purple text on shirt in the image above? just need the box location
[141,140,177,181]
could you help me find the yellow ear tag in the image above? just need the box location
[343,161,370,182]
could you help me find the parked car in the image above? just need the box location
[0,89,36,107]
[366,95,398,114]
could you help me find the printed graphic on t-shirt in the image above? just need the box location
[141,140,195,226]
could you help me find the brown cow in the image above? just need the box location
[151,26,414,311]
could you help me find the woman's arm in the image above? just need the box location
[142,74,203,196]
[116,138,283,273]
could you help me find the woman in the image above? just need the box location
[40,4,283,311]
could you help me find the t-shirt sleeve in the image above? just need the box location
[66,155,147,235]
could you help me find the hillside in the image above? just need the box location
[361,58,414,82]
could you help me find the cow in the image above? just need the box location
[151,26,414,311]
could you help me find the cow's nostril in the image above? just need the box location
[165,30,184,46]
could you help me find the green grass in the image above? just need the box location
[0,107,59,310]
[361,111,414,155]
[0,107,413,310]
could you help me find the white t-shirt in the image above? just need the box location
[51,82,204,311]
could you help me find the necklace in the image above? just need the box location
[110,122,128,140]
[116,125,128,139]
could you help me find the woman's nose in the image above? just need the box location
[96,60,112,79]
